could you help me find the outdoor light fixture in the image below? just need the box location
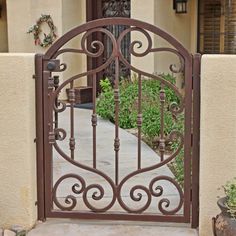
[173,0,188,14]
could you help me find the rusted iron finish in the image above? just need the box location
[159,84,166,162]
[69,82,75,160]
[35,54,45,221]
[191,53,201,228]
[35,17,200,226]
[92,73,97,168]
[54,76,59,137]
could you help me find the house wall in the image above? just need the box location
[199,55,236,236]
[5,0,198,86]
[0,0,8,52]
[131,0,198,75]
[61,0,87,88]
[0,54,235,235]
[6,0,87,94]
[130,0,155,73]
[6,0,63,53]
[0,53,37,229]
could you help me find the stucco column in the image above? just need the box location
[0,53,37,229]
[199,55,236,236]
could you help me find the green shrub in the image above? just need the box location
[97,74,181,131]
[223,178,236,217]
[96,74,184,185]
[169,141,184,186]
[96,78,114,122]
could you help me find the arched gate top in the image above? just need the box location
[44,17,192,60]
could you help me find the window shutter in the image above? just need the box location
[199,0,236,54]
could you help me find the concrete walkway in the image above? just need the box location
[27,220,198,236]
[53,108,179,213]
[28,108,198,235]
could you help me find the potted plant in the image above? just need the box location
[213,178,236,236]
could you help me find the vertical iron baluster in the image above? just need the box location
[114,57,120,185]
[46,72,55,213]
[54,76,59,139]
[159,83,166,161]
[137,74,142,170]
[92,73,97,169]
[69,82,75,159]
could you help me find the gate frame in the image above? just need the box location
[191,53,201,228]
[35,18,201,228]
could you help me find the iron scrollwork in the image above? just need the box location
[44,18,191,219]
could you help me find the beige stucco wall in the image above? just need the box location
[0,0,8,52]
[0,53,37,229]
[5,0,198,83]
[130,0,155,73]
[61,0,87,88]
[199,55,236,236]
[6,0,87,97]
[131,0,198,75]
[6,0,63,53]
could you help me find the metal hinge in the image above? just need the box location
[32,74,36,79]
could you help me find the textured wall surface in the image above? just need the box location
[6,0,62,53]
[6,0,87,97]
[0,53,37,229]
[61,0,87,88]
[199,55,236,236]
[131,0,198,74]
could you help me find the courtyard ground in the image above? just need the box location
[27,219,198,236]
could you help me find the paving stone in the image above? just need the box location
[10,226,22,233]
[3,230,16,236]
[10,226,26,236]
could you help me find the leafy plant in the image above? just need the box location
[96,74,184,185]
[223,178,236,217]
[100,78,112,93]
[169,141,184,186]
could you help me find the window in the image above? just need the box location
[199,0,236,54]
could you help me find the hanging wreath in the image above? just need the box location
[27,14,57,48]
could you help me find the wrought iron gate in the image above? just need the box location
[35,18,200,227]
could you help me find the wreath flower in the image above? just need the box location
[27,14,57,48]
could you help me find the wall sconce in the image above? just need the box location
[173,0,188,14]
